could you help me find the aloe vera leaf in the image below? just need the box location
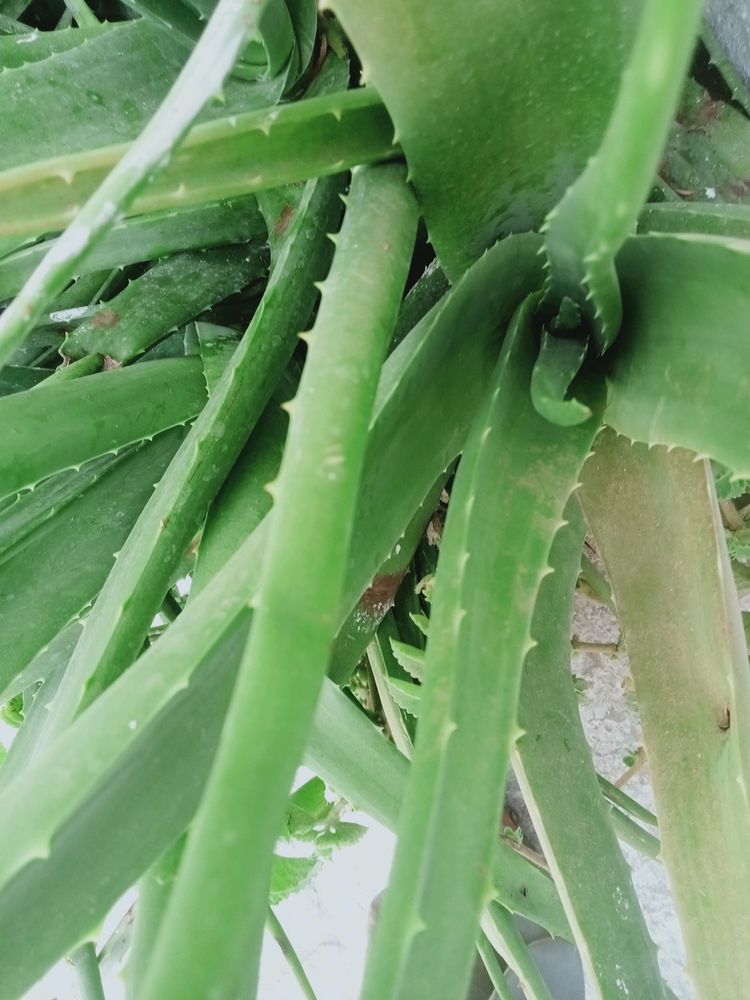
[63,244,266,361]
[192,321,240,393]
[477,932,515,1000]
[0,619,82,706]
[0,196,265,301]
[70,942,105,1000]
[329,0,640,278]
[327,475,445,686]
[0,622,567,1000]
[265,907,319,1000]
[481,903,555,1000]
[580,431,750,1000]
[40,353,103,384]
[361,295,602,1000]
[125,836,185,1000]
[513,501,669,1000]
[597,774,658,829]
[607,807,661,860]
[0,231,545,932]
[0,630,69,789]
[390,258,449,350]
[368,629,414,757]
[0,87,396,252]
[0,429,184,698]
[0,364,48,394]
[0,12,30,32]
[606,234,750,476]
[0,0,297,369]
[41,176,341,747]
[0,19,282,173]
[190,391,288,594]
[543,0,704,351]
[0,453,122,563]
[661,78,750,204]
[140,163,418,1000]
[529,329,591,427]
[638,200,750,238]
[0,357,205,499]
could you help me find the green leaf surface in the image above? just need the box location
[0,233,546,994]
[0,19,284,174]
[389,640,424,682]
[0,196,265,302]
[0,364,49,394]
[0,88,397,244]
[542,0,704,350]
[141,163,418,1000]
[269,855,318,905]
[361,293,602,1000]
[0,429,184,699]
[0,358,206,499]
[0,0,300,368]
[40,175,342,747]
[514,501,668,1000]
[384,677,421,718]
[607,234,750,476]
[63,244,266,361]
[581,432,750,999]
[329,0,640,278]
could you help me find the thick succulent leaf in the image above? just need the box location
[0,20,281,174]
[140,164,418,1000]
[361,297,603,1000]
[513,501,668,1000]
[0,625,567,1000]
[0,358,206,499]
[581,432,750,1000]
[0,88,397,244]
[63,244,266,361]
[607,234,750,476]
[0,196,265,301]
[0,0,307,368]
[41,175,341,745]
[329,0,640,278]
[542,0,704,350]
[0,233,548,994]
[0,452,122,563]
[0,364,48,394]
[190,390,288,594]
[639,201,750,239]
[0,429,184,698]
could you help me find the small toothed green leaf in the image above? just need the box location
[385,677,421,717]
[389,640,424,682]
[269,855,319,905]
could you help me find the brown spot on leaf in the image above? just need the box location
[719,706,731,732]
[273,203,295,239]
[102,355,121,370]
[91,308,120,329]
[359,571,405,620]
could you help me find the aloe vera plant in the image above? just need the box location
[2,0,750,998]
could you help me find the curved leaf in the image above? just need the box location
[329,0,641,277]
[0,358,205,499]
[607,233,750,476]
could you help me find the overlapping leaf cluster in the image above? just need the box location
[1,1,750,999]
